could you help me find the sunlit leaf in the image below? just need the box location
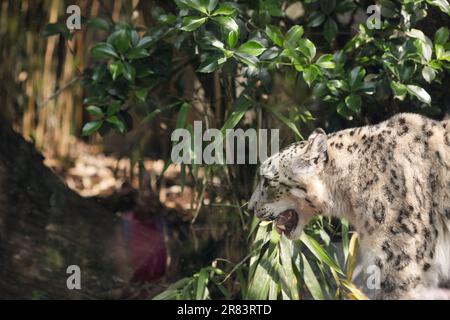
[236,40,266,56]
[301,253,324,300]
[406,84,431,104]
[301,233,343,275]
[91,42,119,59]
[81,120,103,136]
[181,16,207,31]
[265,25,284,47]
[279,234,299,300]
[346,233,359,281]
[86,106,104,117]
[212,16,239,32]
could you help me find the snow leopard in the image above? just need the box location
[248,113,450,299]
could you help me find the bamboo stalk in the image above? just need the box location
[35,0,60,153]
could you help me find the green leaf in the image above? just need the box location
[341,218,350,262]
[301,233,344,275]
[337,102,353,120]
[82,120,103,136]
[141,101,181,125]
[320,0,336,15]
[427,0,450,14]
[348,66,365,89]
[434,26,449,45]
[307,11,326,27]
[108,60,124,80]
[206,0,219,12]
[176,102,191,130]
[441,51,450,61]
[195,268,208,299]
[324,18,338,43]
[177,0,208,14]
[107,101,121,116]
[422,66,436,83]
[303,65,321,87]
[265,25,284,47]
[284,25,304,48]
[130,30,140,46]
[301,253,324,300]
[123,62,136,82]
[212,3,236,16]
[406,29,433,61]
[157,13,177,25]
[297,38,316,62]
[86,106,104,117]
[126,47,150,60]
[359,81,376,95]
[279,234,299,300]
[263,105,302,139]
[316,54,335,69]
[91,42,119,59]
[236,40,266,56]
[41,22,72,39]
[41,23,62,37]
[435,44,445,60]
[181,16,207,31]
[86,18,110,31]
[346,233,359,281]
[198,55,227,73]
[212,16,239,32]
[108,29,131,54]
[247,248,278,299]
[136,36,154,49]
[159,102,191,178]
[202,34,225,49]
[228,30,239,48]
[390,81,407,100]
[406,84,431,104]
[345,94,362,113]
[220,94,252,135]
[107,115,126,134]
[152,278,191,300]
[234,52,259,68]
[135,88,149,102]
[136,67,154,78]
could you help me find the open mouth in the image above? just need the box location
[274,209,299,236]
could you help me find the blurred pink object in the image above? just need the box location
[122,211,167,283]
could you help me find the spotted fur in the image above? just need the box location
[249,113,450,299]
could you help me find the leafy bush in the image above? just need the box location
[45,0,450,299]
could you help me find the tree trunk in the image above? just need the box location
[0,121,137,299]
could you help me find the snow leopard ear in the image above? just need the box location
[306,128,328,164]
[260,155,280,180]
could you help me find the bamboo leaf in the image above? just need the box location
[263,105,302,139]
[341,279,369,300]
[301,233,344,275]
[301,253,324,300]
[279,234,300,299]
[247,248,278,299]
[196,268,208,299]
[346,233,359,281]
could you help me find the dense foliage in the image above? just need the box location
[45,0,450,299]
